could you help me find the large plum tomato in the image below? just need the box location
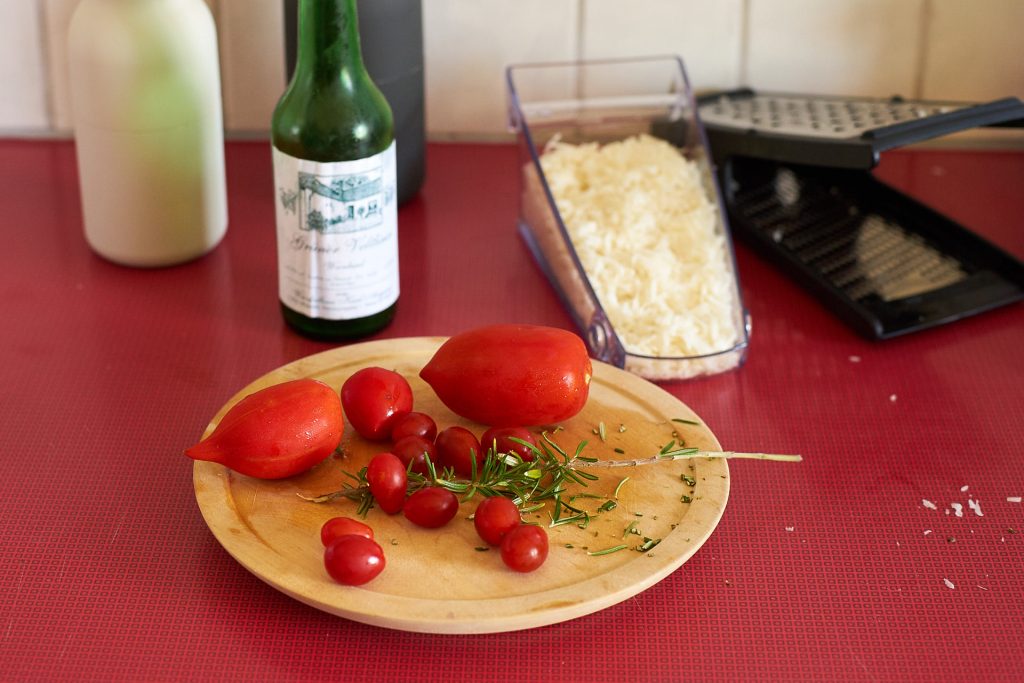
[420,324,592,427]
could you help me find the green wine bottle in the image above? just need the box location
[271,0,398,340]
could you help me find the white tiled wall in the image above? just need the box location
[0,3,49,129]
[4,0,1023,140]
[746,0,926,97]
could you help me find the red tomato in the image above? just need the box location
[500,524,549,573]
[391,435,436,476]
[320,517,374,546]
[435,426,482,478]
[390,411,438,442]
[403,487,459,528]
[341,367,413,440]
[185,379,343,479]
[324,535,385,585]
[420,324,592,427]
[366,452,407,514]
[480,426,538,462]
[473,496,521,546]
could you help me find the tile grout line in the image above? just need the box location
[912,0,932,99]
[575,0,584,62]
[37,0,57,131]
[738,0,751,87]
[575,0,585,99]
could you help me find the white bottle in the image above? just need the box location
[68,0,228,267]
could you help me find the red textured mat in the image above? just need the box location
[1,141,1021,682]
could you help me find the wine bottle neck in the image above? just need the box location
[295,0,365,84]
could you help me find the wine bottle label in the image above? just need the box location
[272,142,399,320]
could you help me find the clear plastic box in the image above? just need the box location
[507,56,750,381]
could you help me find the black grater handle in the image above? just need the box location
[865,97,1024,152]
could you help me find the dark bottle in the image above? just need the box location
[272,0,398,340]
[283,0,425,205]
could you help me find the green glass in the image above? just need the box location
[272,0,396,340]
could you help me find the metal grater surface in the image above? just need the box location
[699,94,967,140]
[731,166,968,302]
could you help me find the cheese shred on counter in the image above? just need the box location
[540,134,740,362]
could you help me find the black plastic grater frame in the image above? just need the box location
[720,157,1023,338]
[698,89,1024,339]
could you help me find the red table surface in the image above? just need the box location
[1,139,1022,682]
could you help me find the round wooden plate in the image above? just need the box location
[193,337,729,633]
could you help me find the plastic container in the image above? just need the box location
[507,56,749,381]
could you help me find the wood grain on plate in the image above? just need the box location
[193,337,729,633]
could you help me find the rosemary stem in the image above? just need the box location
[573,451,803,468]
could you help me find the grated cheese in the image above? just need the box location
[539,134,741,378]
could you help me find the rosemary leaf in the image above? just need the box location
[588,544,628,556]
[637,537,661,552]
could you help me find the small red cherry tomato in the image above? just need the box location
[390,411,438,442]
[324,535,386,585]
[435,426,482,478]
[473,496,521,546]
[392,435,436,476]
[403,486,459,528]
[479,426,538,462]
[500,524,549,573]
[420,324,592,427]
[366,452,407,514]
[320,517,374,546]
[341,367,413,440]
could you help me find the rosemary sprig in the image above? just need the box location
[301,431,801,516]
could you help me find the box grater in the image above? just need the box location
[698,89,1024,339]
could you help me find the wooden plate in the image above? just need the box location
[193,337,729,633]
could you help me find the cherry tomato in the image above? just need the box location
[435,426,482,478]
[420,324,592,427]
[366,452,407,514]
[473,496,521,546]
[479,426,538,462]
[390,411,438,442]
[500,524,549,573]
[341,367,413,440]
[324,535,385,585]
[391,435,436,476]
[402,486,459,528]
[320,517,374,546]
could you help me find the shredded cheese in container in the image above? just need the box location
[539,134,742,374]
